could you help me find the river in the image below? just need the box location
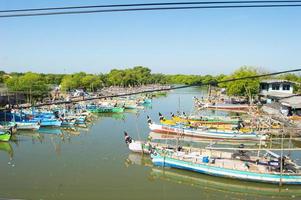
[0,87,300,200]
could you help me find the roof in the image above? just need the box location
[260,79,297,84]
[280,96,301,109]
[259,91,294,98]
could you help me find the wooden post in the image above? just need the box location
[279,126,284,187]
[208,84,211,101]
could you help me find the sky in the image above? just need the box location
[0,0,301,75]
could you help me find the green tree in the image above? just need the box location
[223,66,260,97]
[5,72,49,103]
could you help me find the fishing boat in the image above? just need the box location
[172,114,241,125]
[0,130,11,142]
[151,148,301,185]
[123,104,139,109]
[88,106,124,113]
[32,118,62,127]
[125,153,301,198]
[200,103,253,112]
[61,119,76,127]
[15,121,40,130]
[148,122,267,141]
[75,115,86,124]
[160,118,238,130]
[148,131,263,145]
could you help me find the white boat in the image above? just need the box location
[15,122,40,130]
[148,123,267,141]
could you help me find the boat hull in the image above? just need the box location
[151,154,301,185]
[16,122,40,130]
[0,131,11,142]
[149,123,266,141]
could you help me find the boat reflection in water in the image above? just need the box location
[95,113,125,120]
[0,142,13,160]
[38,128,63,135]
[126,153,301,200]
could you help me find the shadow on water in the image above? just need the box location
[126,153,301,200]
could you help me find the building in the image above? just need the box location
[259,80,296,102]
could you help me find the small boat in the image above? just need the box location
[148,122,267,141]
[172,114,241,125]
[200,103,253,113]
[88,106,124,113]
[123,104,139,109]
[151,149,301,185]
[15,121,40,130]
[0,130,11,142]
[160,118,238,130]
[31,118,62,127]
[61,119,76,127]
[75,115,86,124]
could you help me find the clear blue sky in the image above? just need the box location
[0,0,301,75]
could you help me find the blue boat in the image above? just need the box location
[30,118,62,127]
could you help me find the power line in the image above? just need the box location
[216,68,301,84]
[1,4,301,18]
[1,0,301,13]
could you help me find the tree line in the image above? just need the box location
[1,66,301,99]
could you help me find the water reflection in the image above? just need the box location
[94,113,126,120]
[126,153,301,200]
[0,142,13,160]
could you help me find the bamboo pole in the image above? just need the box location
[205,147,301,151]
[279,127,284,187]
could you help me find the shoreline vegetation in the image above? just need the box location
[1,66,301,106]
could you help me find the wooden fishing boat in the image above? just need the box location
[36,119,62,127]
[172,115,241,125]
[160,119,238,130]
[123,104,139,109]
[88,106,124,113]
[200,103,254,113]
[15,121,40,130]
[151,149,301,185]
[125,152,301,198]
[149,123,267,141]
[61,119,76,127]
[0,130,11,142]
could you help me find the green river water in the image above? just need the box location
[0,87,300,200]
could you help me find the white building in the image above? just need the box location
[259,80,295,102]
[260,79,294,94]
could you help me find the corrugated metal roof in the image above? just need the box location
[260,79,296,84]
[259,91,294,98]
[280,96,301,109]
